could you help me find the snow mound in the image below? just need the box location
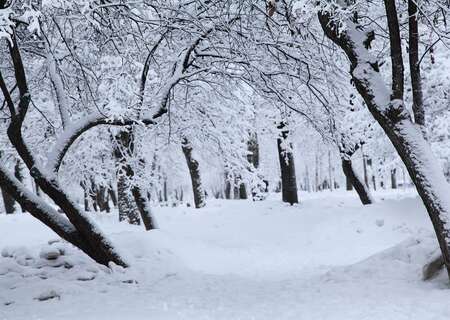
[323,234,441,283]
[0,241,138,307]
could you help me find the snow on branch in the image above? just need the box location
[0,5,13,43]
[44,112,166,176]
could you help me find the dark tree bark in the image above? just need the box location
[163,177,168,202]
[319,4,450,278]
[181,137,206,208]
[131,186,156,230]
[109,186,118,207]
[0,151,15,214]
[1,184,15,214]
[34,182,40,197]
[239,183,248,199]
[94,185,110,213]
[224,172,232,200]
[233,175,240,199]
[384,0,404,101]
[408,0,425,129]
[367,158,377,190]
[277,122,298,205]
[346,175,353,191]
[362,148,369,188]
[342,159,373,205]
[85,181,110,213]
[0,153,17,214]
[391,168,398,189]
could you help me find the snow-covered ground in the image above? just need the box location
[1,189,450,319]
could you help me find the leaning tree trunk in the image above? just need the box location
[181,137,206,208]
[131,186,156,230]
[7,118,127,267]
[346,175,353,191]
[319,9,450,278]
[342,158,373,205]
[277,122,298,205]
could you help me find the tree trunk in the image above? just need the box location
[181,137,206,208]
[109,186,118,207]
[81,182,90,212]
[247,133,259,168]
[342,159,373,205]
[319,8,450,278]
[1,185,15,214]
[247,132,265,200]
[346,175,353,191]
[114,129,141,225]
[233,176,240,199]
[95,185,110,213]
[277,123,299,204]
[362,147,369,188]
[1,149,15,213]
[328,150,334,191]
[14,159,26,212]
[131,186,156,230]
[315,152,319,192]
[163,178,168,202]
[224,172,232,199]
[391,168,397,189]
[239,183,248,199]
[117,174,140,225]
[2,35,127,267]
[408,0,425,130]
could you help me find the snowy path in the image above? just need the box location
[1,190,450,319]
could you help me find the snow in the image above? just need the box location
[1,189,450,319]
[45,112,106,176]
[0,6,14,43]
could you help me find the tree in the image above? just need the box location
[338,136,374,205]
[318,0,450,278]
[277,122,299,205]
[181,137,206,209]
